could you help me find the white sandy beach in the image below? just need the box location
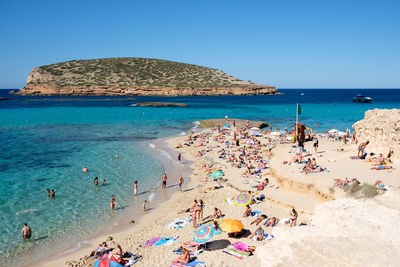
[38,119,400,267]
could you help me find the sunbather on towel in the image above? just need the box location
[250,214,267,226]
[248,226,264,241]
[89,242,108,258]
[243,205,252,217]
[171,247,190,265]
[265,217,279,227]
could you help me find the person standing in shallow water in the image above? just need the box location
[161,172,168,189]
[110,195,116,210]
[22,223,31,240]
[134,180,138,195]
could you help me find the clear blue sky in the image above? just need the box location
[0,0,399,88]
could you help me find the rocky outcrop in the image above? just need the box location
[353,109,400,159]
[135,102,187,107]
[12,57,278,96]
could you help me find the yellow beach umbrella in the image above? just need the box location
[220,219,244,233]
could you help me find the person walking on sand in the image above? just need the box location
[178,153,182,164]
[22,223,31,240]
[178,175,184,192]
[313,137,319,153]
[358,141,369,158]
[290,208,298,227]
[161,172,168,189]
[110,195,116,210]
[133,180,138,195]
[143,200,148,211]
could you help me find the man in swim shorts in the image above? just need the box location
[358,141,369,157]
[162,172,167,189]
[178,175,184,192]
[22,223,31,240]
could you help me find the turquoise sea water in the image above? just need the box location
[0,89,399,265]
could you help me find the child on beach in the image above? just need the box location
[143,200,148,211]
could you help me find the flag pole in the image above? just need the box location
[295,102,298,139]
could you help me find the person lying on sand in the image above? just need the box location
[265,217,279,227]
[374,180,389,190]
[199,184,223,193]
[371,165,393,170]
[250,214,268,226]
[89,242,108,258]
[171,247,190,265]
[178,200,198,214]
[248,226,264,241]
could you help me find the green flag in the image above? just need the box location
[297,103,302,116]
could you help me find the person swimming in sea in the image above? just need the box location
[102,179,106,186]
[94,177,99,185]
[82,166,88,173]
[22,223,31,240]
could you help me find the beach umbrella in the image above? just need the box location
[234,193,252,206]
[94,258,122,267]
[193,224,215,244]
[209,170,224,179]
[328,129,339,133]
[220,219,244,233]
[270,131,281,136]
[251,131,261,136]
[246,139,254,145]
[251,127,260,131]
[337,131,346,136]
[223,123,230,129]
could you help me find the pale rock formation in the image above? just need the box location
[257,190,400,267]
[353,109,400,159]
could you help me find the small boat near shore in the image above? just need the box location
[352,94,372,103]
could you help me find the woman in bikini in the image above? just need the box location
[290,208,298,227]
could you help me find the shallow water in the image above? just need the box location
[0,88,399,265]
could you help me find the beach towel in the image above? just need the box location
[263,219,280,227]
[171,261,205,267]
[153,237,177,246]
[144,237,161,247]
[264,234,274,240]
[249,211,261,217]
[165,218,191,229]
[222,247,251,259]
[350,156,360,160]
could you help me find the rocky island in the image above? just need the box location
[12,58,278,96]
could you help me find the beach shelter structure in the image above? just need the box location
[193,224,215,244]
[294,122,306,142]
[233,193,252,206]
[220,219,244,233]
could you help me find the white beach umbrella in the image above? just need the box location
[250,127,260,131]
[328,129,339,134]
[270,131,281,136]
[251,131,261,136]
[337,131,346,136]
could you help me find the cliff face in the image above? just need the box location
[14,58,277,96]
[353,109,400,159]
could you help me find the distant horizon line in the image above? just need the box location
[1,88,400,90]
